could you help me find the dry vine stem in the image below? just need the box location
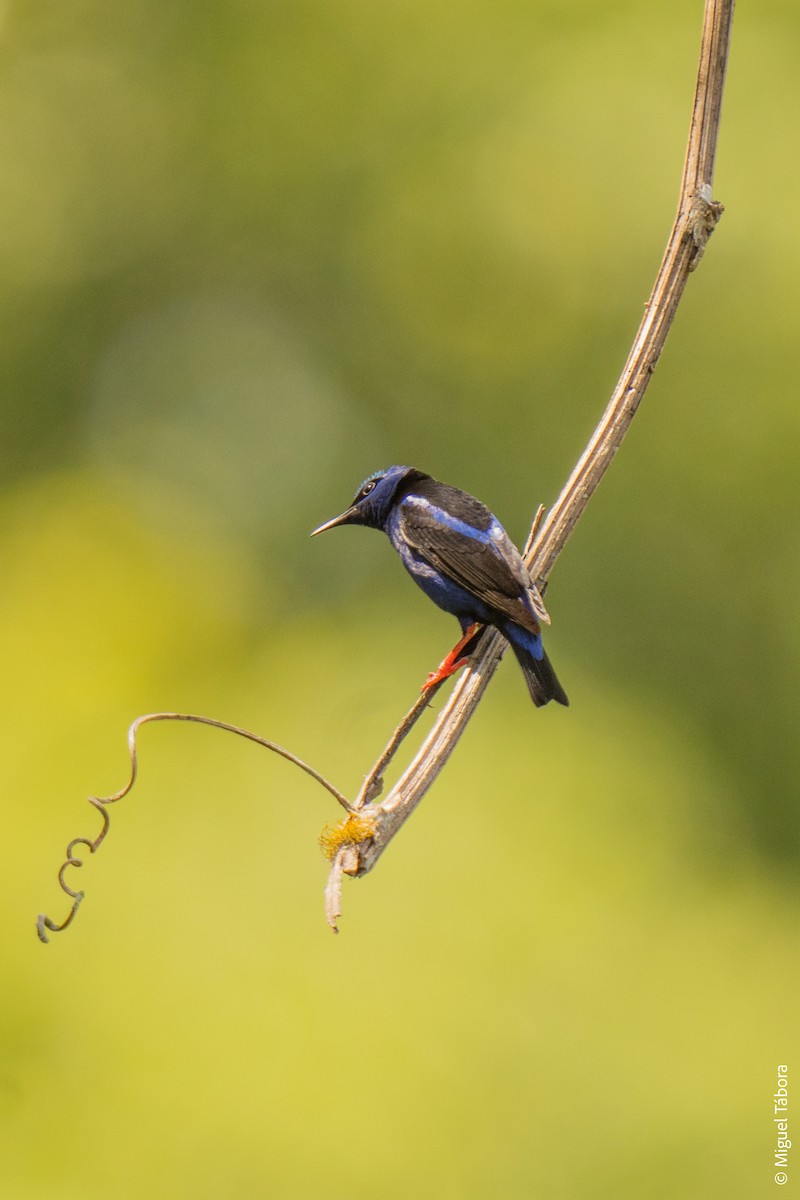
[38,0,734,940]
[323,0,734,924]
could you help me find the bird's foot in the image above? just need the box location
[422,660,467,691]
[421,623,482,693]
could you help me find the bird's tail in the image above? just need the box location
[507,629,569,708]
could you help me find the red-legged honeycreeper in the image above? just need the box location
[312,466,568,707]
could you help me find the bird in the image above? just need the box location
[311,466,568,708]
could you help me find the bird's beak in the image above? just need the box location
[310,507,358,537]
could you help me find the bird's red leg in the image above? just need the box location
[422,623,482,692]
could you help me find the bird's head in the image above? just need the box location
[311,465,423,535]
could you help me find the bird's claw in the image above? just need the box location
[421,623,481,693]
[421,656,468,693]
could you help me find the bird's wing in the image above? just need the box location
[398,498,548,631]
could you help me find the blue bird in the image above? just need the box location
[312,466,568,707]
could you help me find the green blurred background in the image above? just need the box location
[3,2,799,1196]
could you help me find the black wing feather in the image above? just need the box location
[398,493,542,633]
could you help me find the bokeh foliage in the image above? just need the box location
[2,2,798,1197]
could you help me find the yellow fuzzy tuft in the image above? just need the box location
[319,811,377,861]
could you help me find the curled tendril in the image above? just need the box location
[35,510,552,942]
[37,712,353,943]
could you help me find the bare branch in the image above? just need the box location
[341,0,735,885]
[355,687,443,809]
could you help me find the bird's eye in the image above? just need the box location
[358,480,377,500]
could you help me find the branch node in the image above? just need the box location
[319,811,378,861]
[687,189,725,269]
